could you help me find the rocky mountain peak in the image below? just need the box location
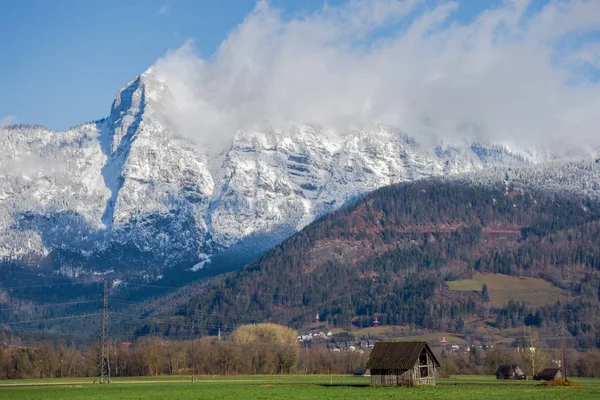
[1,75,597,282]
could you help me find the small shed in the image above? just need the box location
[353,366,371,377]
[365,341,440,386]
[534,368,563,381]
[495,364,526,380]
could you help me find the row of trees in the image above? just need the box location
[0,340,366,379]
[0,323,366,379]
[3,337,600,379]
[440,345,600,378]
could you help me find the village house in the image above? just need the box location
[365,341,440,386]
[353,366,371,377]
[534,368,563,381]
[297,331,333,342]
[495,364,526,380]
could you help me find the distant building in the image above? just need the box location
[366,341,440,386]
[534,368,563,381]
[353,367,371,377]
[315,312,320,323]
[495,364,526,380]
[373,317,380,327]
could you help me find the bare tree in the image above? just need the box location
[521,327,548,376]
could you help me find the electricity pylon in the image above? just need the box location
[98,280,111,383]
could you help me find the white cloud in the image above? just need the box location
[159,0,175,16]
[568,43,600,69]
[0,116,14,127]
[148,0,600,152]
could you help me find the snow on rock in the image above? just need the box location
[0,71,598,277]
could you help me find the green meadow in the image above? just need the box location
[1,375,599,400]
[446,273,566,307]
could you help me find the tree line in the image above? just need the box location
[0,323,365,379]
[3,338,600,379]
[0,341,365,379]
[440,345,600,378]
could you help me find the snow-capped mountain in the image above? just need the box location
[0,71,596,278]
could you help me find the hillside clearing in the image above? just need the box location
[446,273,566,307]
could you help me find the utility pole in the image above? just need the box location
[98,280,111,383]
[191,319,195,384]
[114,347,118,377]
[559,326,566,379]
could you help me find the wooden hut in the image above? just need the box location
[534,368,563,381]
[495,364,526,380]
[365,341,440,386]
[353,366,371,377]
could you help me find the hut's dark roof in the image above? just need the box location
[365,341,440,370]
[496,364,522,376]
[535,368,562,379]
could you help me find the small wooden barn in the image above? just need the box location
[353,366,371,377]
[495,364,526,380]
[365,341,440,386]
[534,368,563,381]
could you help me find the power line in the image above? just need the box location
[1,270,188,290]
[0,299,100,312]
[109,312,241,330]
[0,301,278,341]
[111,286,332,315]
[0,270,70,279]
[3,323,236,343]
[118,282,182,290]
[2,326,97,339]
[2,282,84,290]
[2,313,99,326]
[109,299,291,323]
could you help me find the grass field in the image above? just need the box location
[446,273,565,307]
[328,325,466,344]
[1,375,599,400]
[358,329,466,344]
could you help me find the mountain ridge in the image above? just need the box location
[178,179,600,347]
[0,71,597,285]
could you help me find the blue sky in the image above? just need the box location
[0,0,348,129]
[0,0,508,130]
[2,0,598,137]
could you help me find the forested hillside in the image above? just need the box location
[178,180,600,348]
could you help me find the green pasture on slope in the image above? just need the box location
[1,375,600,400]
[446,273,565,307]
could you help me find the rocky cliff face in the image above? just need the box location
[0,72,581,278]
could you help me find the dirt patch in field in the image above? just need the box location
[539,379,580,387]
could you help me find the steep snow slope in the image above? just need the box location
[0,71,595,278]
